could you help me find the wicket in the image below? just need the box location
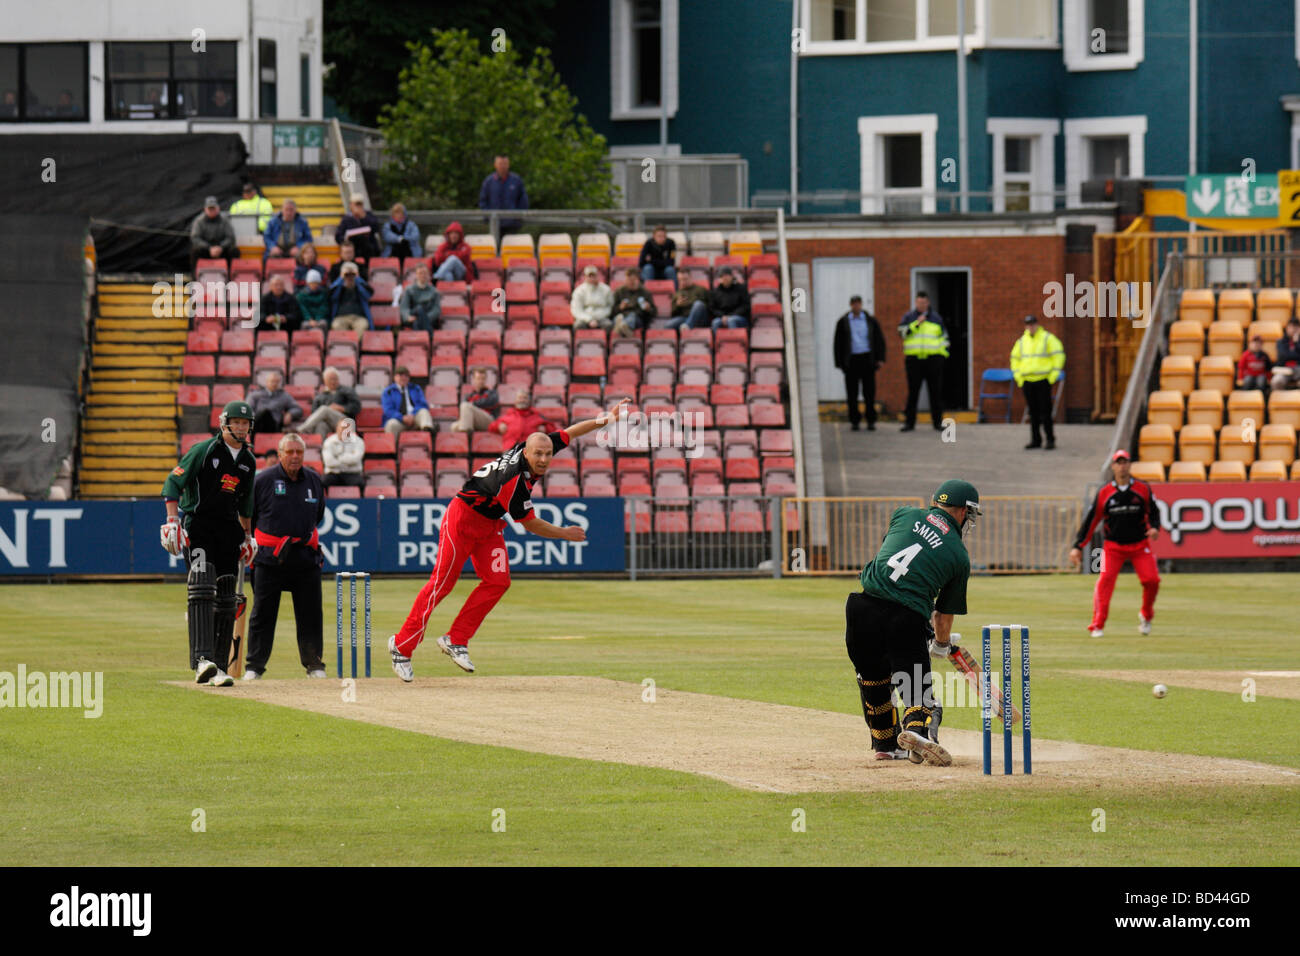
[335,572,372,679]
[981,624,1031,775]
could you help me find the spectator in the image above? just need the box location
[327,240,369,283]
[259,449,279,473]
[1237,334,1272,392]
[1271,319,1300,391]
[899,291,949,432]
[451,367,500,433]
[611,268,655,338]
[189,195,237,272]
[263,200,312,261]
[258,274,302,332]
[301,367,361,436]
[246,370,303,435]
[667,274,710,330]
[478,154,528,234]
[230,181,274,232]
[296,270,329,331]
[571,265,613,330]
[1010,314,1065,450]
[55,89,79,118]
[639,225,677,284]
[334,197,381,260]
[382,202,422,261]
[329,262,372,331]
[294,243,322,287]
[489,389,558,450]
[432,221,475,282]
[399,263,441,331]
[208,87,235,117]
[832,295,886,432]
[0,90,17,119]
[708,267,751,330]
[382,366,434,435]
[321,417,366,489]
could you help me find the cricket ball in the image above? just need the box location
[1152,683,1168,698]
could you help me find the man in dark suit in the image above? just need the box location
[833,295,886,431]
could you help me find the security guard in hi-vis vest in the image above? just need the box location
[898,291,949,431]
[845,479,980,766]
[160,400,258,686]
[1010,314,1066,450]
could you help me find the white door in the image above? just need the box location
[812,258,874,401]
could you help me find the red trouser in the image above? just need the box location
[1091,538,1159,629]
[394,498,511,654]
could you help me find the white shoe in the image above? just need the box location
[897,730,952,767]
[437,634,475,673]
[195,658,218,684]
[307,668,327,678]
[1089,628,1105,638]
[242,668,262,681]
[873,748,910,761]
[208,669,234,687]
[388,635,413,682]
[1138,616,1152,635]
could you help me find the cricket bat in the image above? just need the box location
[949,644,1022,725]
[228,561,247,678]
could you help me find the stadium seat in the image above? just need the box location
[614,232,646,260]
[1207,320,1244,358]
[1225,390,1265,430]
[1247,321,1283,362]
[1255,288,1293,325]
[1258,423,1297,464]
[466,234,497,259]
[1218,423,1257,464]
[1250,459,1287,481]
[1138,423,1176,466]
[1269,390,1300,428]
[217,355,251,383]
[691,231,726,262]
[356,407,384,432]
[576,234,611,264]
[1166,320,1204,359]
[1178,289,1215,330]
[1185,389,1223,428]
[1209,460,1248,482]
[1197,355,1235,394]
[182,355,215,385]
[1127,461,1165,483]
[1166,460,1204,482]
[1145,391,1184,432]
[1159,355,1196,395]
[1178,424,1216,465]
[1217,288,1254,326]
[326,485,362,499]
[1292,460,1300,480]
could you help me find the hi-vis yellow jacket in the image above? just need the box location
[901,317,949,359]
[1010,326,1065,386]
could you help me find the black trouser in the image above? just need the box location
[1022,378,1055,445]
[904,355,945,428]
[845,591,934,752]
[843,353,876,427]
[246,559,324,673]
[408,303,439,331]
[184,515,244,669]
[252,410,281,435]
[323,472,364,488]
[190,246,235,274]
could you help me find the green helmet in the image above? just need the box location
[933,479,981,515]
[219,400,254,433]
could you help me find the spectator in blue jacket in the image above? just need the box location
[382,366,433,435]
[382,202,422,262]
[329,262,372,331]
[263,200,312,260]
[478,154,528,234]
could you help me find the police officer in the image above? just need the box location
[898,291,949,432]
[161,400,258,685]
[244,432,327,679]
[1010,314,1065,450]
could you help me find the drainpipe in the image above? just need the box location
[790,0,799,215]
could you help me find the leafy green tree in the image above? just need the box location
[378,29,617,211]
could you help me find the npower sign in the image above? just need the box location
[1154,481,1300,557]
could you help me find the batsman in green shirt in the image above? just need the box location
[846,479,980,766]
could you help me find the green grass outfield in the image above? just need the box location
[1,573,1297,866]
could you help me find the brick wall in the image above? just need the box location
[788,235,1094,422]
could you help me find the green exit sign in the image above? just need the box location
[1184,174,1279,218]
[272,125,324,148]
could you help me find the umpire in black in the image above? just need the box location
[832,295,886,431]
[243,432,328,679]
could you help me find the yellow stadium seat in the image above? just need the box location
[1217,288,1255,326]
[1226,389,1265,429]
[466,234,497,259]
[1269,390,1300,428]
[1255,288,1293,325]
[576,233,611,264]
[1159,355,1196,394]
[1168,461,1207,482]
[1207,320,1244,358]
[1146,390,1185,432]
[728,230,764,264]
[1197,355,1235,394]
[1138,423,1176,467]
[1129,460,1166,482]
[1179,289,1216,329]
[1178,424,1217,465]
[1250,460,1288,481]
[499,233,535,267]
[1218,423,1257,464]
[1210,460,1248,482]
[614,232,646,259]
[1185,389,1224,428]
[1259,423,1298,464]
[1292,460,1300,480]
[1167,320,1205,359]
[537,233,574,260]
[1247,321,1283,362]
[668,230,689,254]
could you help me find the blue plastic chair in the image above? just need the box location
[978,368,1015,422]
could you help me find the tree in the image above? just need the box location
[378,29,617,211]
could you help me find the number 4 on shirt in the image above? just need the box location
[887,543,922,581]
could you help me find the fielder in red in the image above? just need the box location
[1069,450,1162,638]
[386,397,629,680]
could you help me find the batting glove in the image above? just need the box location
[239,536,257,565]
[928,633,960,659]
[160,517,188,557]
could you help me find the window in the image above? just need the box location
[610,0,678,120]
[1064,115,1146,205]
[988,0,1056,41]
[259,39,277,118]
[858,114,937,214]
[802,0,979,52]
[987,118,1059,212]
[927,0,977,37]
[809,0,859,41]
[0,43,88,122]
[300,55,311,117]
[1063,0,1143,71]
[106,42,236,120]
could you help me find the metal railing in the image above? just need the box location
[625,495,784,578]
[401,207,783,241]
[608,155,749,209]
[751,188,1095,214]
[184,117,385,170]
[782,497,924,574]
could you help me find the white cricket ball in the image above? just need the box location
[1152,683,1167,699]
